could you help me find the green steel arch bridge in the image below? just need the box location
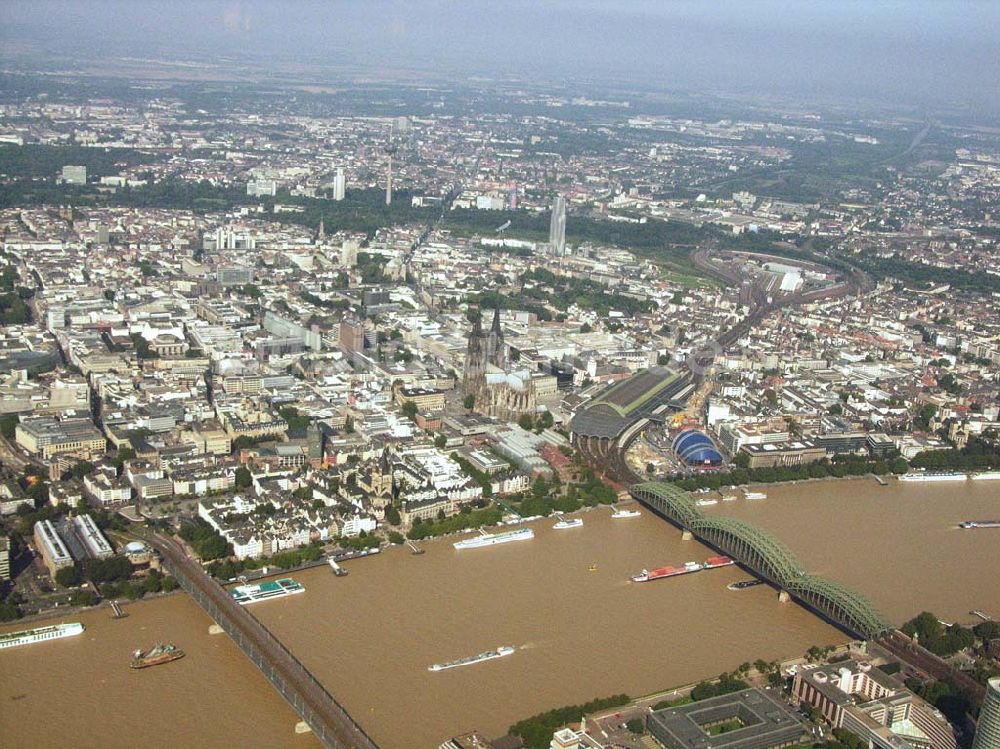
[630,481,892,641]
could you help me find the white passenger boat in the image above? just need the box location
[0,622,84,650]
[453,528,534,549]
[898,472,966,482]
[230,578,305,605]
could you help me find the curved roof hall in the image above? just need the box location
[570,367,690,439]
[672,429,724,465]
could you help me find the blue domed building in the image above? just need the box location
[672,429,724,466]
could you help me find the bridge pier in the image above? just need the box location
[681,530,693,541]
[208,623,224,635]
[778,589,790,603]
[296,721,313,734]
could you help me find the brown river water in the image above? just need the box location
[2,477,996,748]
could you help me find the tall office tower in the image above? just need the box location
[549,194,567,256]
[385,142,396,205]
[339,318,365,360]
[973,678,1000,749]
[333,168,346,201]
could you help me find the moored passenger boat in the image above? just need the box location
[230,577,305,605]
[0,622,84,650]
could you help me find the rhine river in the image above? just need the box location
[708,476,1000,623]
[2,478,996,748]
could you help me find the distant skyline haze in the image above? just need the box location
[1,1,999,114]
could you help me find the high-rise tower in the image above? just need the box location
[385,127,396,206]
[333,168,346,201]
[973,677,1000,749]
[549,194,567,256]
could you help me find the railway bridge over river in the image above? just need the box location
[147,532,379,749]
[630,481,893,641]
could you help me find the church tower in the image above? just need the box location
[486,307,506,369]
[463,312,487,390]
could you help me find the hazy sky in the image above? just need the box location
[3,1,1000,113]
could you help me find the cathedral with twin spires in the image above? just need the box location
[462,308,538,422]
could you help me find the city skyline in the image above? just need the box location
[0,4,997,749]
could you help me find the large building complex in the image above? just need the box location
[740,440,826,469]
[32,514,115,577]
[571,366,691,441]
[646,688,806,749]
[15,416,106,460]
[793,661,956,749]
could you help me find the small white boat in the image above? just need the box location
[553,517,583,529]
[744,491,767,501]
[611,507,641,518]
[721,494,738,502]
[696,498,718,506]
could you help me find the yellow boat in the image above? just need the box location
[588,564,598,572]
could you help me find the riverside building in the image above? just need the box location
[793,661,956,749]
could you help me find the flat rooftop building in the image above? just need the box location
[70,514,114,560]
[15,416,106,460]
[740,440,826,469]
[33,519,74,576]
[647,688,806,749]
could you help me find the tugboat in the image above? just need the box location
[130,643,185,669]
[727,579,764,591]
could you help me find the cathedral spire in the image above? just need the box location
[486,307,506,369]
